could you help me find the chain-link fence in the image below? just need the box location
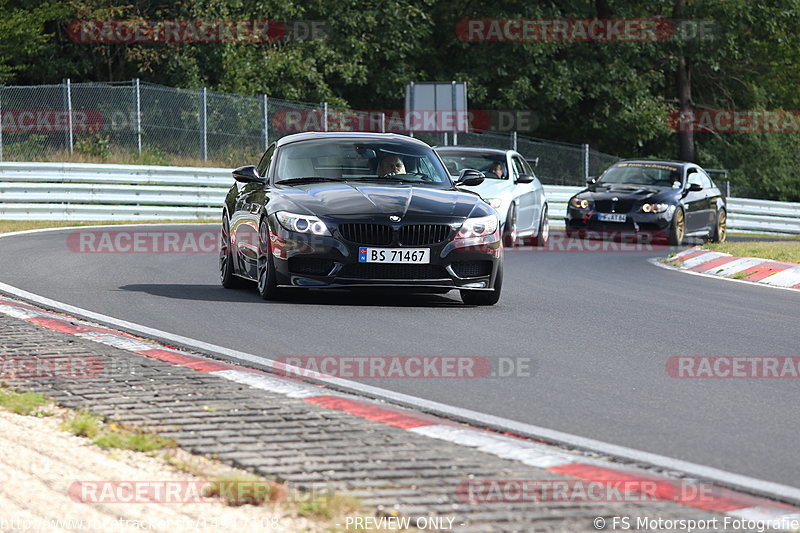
[0,80,620,185]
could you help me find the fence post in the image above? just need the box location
[200,87,208,161]
[582,143,589,182]
[322,102,328,132]
[134,79,142,155]
[380,112,386,133]
[262,95,269,151]
[511,131,517,151]
[0,87,3,162]
[64,79,73,154]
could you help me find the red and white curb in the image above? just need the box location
[1,294,799,526]
[661,247,800,290]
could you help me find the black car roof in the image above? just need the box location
[275,131,433,148]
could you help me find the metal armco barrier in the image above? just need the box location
[1,162,798,234]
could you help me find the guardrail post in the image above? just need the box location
[0,87,4,162]
[64,79,73,154]
[582,143,589,182]
[134,79,142,155]
[261,95,269,151]
[322,102,328,132]
[511,131,517,151]
[200,87,208,161]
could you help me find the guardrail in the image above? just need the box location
[1,162,799,235]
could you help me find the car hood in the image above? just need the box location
[459,178,512,200]
[577,184,676,202]
[274,183,488,221]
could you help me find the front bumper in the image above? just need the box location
[565,207,673,236]
[269,224,502,291]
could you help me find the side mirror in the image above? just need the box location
[586,176,598,185]
[233,165,264,184]
[687,183,703,192]
[516,174,535,184]
[456,169,485,187]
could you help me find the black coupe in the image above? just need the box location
[565,160,727,246]
[219,132,503,305]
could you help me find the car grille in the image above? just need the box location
[595,200,636,213]
[451,261,493,278]
[288,257,335,276]
[338,264,449,280]
[399,224,451,245]
[338,224,393,245]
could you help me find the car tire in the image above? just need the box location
[532,205,550,247]
[460,265,502,306]
[220,214,246,289]
[257,218,284,301]
[668,207,686,246]
[502,205,518,247]
[711,209,727,243]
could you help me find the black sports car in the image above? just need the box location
[219,132,503,305]
[565,160,727,246]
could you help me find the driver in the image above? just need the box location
[377,155,406,176]
[488,162,504,179]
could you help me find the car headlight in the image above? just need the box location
[276,211,330,235]
[570,197,592,209]
[641,203,669,213]
[485,198,503,209]
[455,214,499,240]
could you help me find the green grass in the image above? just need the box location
[298,492,361,519]
[702,240,800,263]
[62,410,174,452]
[203,474,285,506]
[61,409,101,437]
[0,219,216,235]
[0,387,51,416]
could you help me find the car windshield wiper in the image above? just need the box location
[346,176,422,184]
[275,177,343,185]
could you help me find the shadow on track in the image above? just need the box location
[118,284,473,308]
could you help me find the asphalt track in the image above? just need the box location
[0,225,797,489]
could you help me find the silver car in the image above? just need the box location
[435,147,549,246]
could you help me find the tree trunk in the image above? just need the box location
[676,56,695,161]
[673,0,695,161]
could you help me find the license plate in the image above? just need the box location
[358,247,430,264]
[598,213,627,223]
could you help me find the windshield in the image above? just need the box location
[437,151,508,180]
[599,162,682,187]
[274,139,452,186]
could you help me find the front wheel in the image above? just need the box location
[460,266,502,306]
[502,205,518,247]
[711,209,727,243]
[532,206,550,247]
[220,215,246,289]
[668,208,685,246]
[257,219,283,300]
